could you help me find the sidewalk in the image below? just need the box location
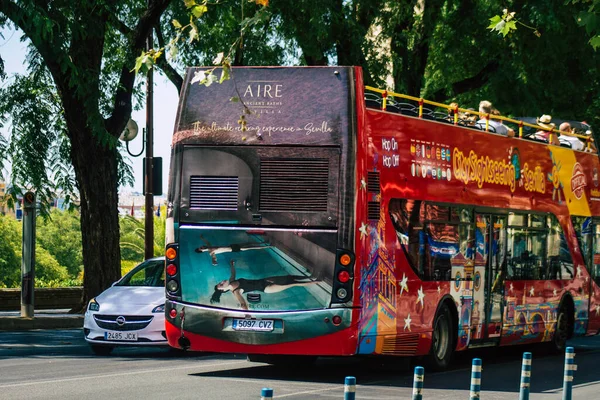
[0,309,84,331]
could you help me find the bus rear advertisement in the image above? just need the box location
[164,66,600,369]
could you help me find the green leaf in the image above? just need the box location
[219,65,230,83]
[172,19,182,29]
[590,35,600,49]
[503,20,517,36]
[191,5,208,18]
[230,96,240,103]
[488,15,503,31]
[184,0,196,9]
[190,70,207,85]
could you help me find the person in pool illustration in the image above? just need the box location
[196,234,272,265]
[210,259,321,310]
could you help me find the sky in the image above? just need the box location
[0,26,178,195]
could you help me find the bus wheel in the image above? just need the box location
[552,304,570,352]
[425,304,454,371]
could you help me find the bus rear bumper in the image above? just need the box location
[165,301,358,356]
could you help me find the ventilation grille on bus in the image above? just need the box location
[260,159,329,212]
[381,334,420,356]
[367,171,380,193]
[189,176,238,210]
[368,201,380,220]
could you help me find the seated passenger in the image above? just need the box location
[534,114,560,145]
[558,122,584,150]
[583,129,598,152]
[491,108,515,137]
[474,100,509,136]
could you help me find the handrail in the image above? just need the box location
[364,86,594,150]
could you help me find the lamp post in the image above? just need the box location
[144,25,154,260]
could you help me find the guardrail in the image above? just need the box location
[0,287,82,311]
[258,348,577,399]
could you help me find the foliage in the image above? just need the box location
[120,212,167,262]
[0,216,21,288]
[36,209,83,277]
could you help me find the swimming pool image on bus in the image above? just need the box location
[177,226,334,312]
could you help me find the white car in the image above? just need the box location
[83,257,167,355]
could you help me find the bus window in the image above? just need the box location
[574,216,600,285]
[547,215,574,279]
[390,199,462,281]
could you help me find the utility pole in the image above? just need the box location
[144,22,154,260]
[21,191,36,317]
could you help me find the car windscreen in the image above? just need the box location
[116,260,165,287]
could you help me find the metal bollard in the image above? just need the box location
[344,376,356,400]
[260,388,273,400]
[562,347,577,400]
[470,358,482,400]
[519,352,532,400]
[412,366,425,400]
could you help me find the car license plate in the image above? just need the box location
[232,319,274,332]
[104,331,138,341]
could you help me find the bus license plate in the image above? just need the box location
[232,319,274,332]
[104,331,138,341]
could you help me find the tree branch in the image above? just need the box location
[154,23,183,94]
[105,0,172,136]
[429,60,500,103]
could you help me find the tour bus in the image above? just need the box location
[164,66,600,369]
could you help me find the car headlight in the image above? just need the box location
[88,298,100,312]
[152,304,165,313]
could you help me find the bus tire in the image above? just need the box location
[551,303,571,353]
[425,303,454,371]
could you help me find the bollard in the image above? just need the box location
[260,388,273,400]
[412,366,425,400]
[562,347,576,400]
[519,352,532,400]
[344,376,356,400]
[470,358,482,400]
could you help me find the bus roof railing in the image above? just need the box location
[364,86,594,151]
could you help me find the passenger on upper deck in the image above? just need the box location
[474,100,511,136]
[584,129,598,153]
[491,108,515,137]
[534,114,560,146]
[558,122,584,151]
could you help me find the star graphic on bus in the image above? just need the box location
[400,273,409,295]
[404,313,412,331]
[529,286,535,297]
[577,266,582,278]
[553,288,558,297]
[510,283,514,293]
[416,286,425,307]
[547,151,563,203]
[595,304,600,316]
[360,178,367,190]
[359,222,368,239]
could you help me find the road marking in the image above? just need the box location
[0,360,247,388]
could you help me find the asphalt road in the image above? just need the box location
[0,329,599,399]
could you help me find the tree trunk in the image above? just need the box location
[68,127,121,313]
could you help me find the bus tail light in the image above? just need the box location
[166,264,177,276]
[169,309,178,319]
[332,315,342,325]
[332,249,355,304]
[165,243,181,299]
[166,247,177,260]
[338,270,350,283]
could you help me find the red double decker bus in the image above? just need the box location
[164,66,600,369]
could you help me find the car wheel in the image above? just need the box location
[90,345,114,356]
[425,304,454,371]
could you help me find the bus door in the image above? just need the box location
[474,213,506,342]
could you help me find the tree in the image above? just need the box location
[37,209,83,277]
[0,0,278,310]
[0,1,172,310]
